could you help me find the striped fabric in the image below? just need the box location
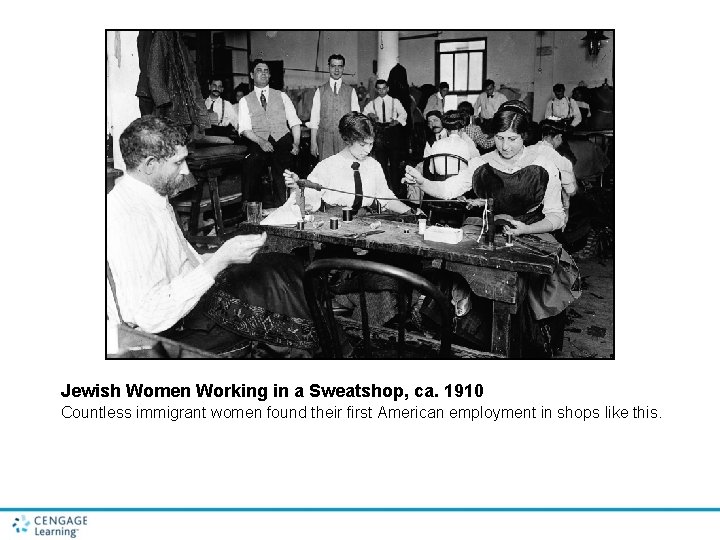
[106,175,214,333]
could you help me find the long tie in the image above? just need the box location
[382,99,386,123]
[209,100,215,112]
[260,91,267,110]
[351,162,363,211]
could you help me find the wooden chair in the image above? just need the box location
[172,145,247,246]
[303,258,453,359]
[421,153,469,226]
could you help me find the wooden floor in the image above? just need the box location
[557,255,614,359]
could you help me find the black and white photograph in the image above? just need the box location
[106,30,614,359]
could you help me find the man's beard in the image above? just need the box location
[155,174,184,197]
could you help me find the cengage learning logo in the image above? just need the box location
[12,515,30,533]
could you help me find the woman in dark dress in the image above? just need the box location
[403,103,581,355]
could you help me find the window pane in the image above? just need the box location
[439,40,486,52]
[468,52,484,90]
[454,54,468,92]
[440,54,453,89]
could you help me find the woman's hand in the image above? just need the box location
[403,165,425,186]
[283,170,300,190]
[503,219,529,236]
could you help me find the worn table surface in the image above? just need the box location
[239,212,561,275]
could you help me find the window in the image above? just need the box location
[436,38,486,94]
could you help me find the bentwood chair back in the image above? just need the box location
[303,258,453,359]
[421,153,469,226]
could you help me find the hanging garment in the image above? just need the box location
[146,31,211,130]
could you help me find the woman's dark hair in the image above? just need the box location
[339,112,374,145]
[441,110,465,131]
[489,110,531,138]
[457,101,475,116]
[498,99,531,117]
[539,118,568,138]
[457,101,474,128]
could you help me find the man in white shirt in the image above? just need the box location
[238,59,302,208]
[107,116,317,356]
[205,78,238,129]
[363,79,408,196]
[424,82,449,115]
[545,83,581,128]
[474,79,507,132]
[308,54,360,161]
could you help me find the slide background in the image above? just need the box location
[1,2,719,538]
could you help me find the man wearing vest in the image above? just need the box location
[363,79,408,196]
[238,59,302,208]
[308,54,360,161]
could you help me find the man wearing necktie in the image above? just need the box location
[308,54,360,162]
[237,59,302,208]
[362,79,408,197]
[205,78,239,130]
[474,79,507,133]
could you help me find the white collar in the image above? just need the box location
[437,92,444,99]
[330,78,343,87]
[254,86,269,97]
[121,173,168,209]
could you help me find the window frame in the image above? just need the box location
[435,37,488,95]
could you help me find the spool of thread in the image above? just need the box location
[330,217,339,230]
[418,218,427,234]
[296,220,305,230]
[342,207,353,222]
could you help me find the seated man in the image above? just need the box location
[545,83,581,128]
[238,59,302,208]
[205,77,239,130]
[423,110,479,176]
[421,109,477,160]
[107,116,317,358]
[283,112,416,217]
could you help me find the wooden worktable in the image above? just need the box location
[240,213,561,357]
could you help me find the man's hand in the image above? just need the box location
[403,165,425,186]
[204,233,267,277]
[390,119,399,126]
[291,143,300,156]
[310,140,319,157]
[259,139,274,152]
